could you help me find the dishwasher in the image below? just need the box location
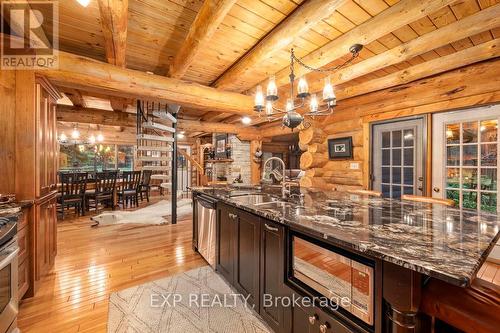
[195,194,217,268]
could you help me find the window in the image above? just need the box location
[59,144,134,172]
[117,145,134,171]
[444,119,498,212]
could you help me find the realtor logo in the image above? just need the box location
[1,0,58,69]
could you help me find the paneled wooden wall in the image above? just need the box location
[299,58,500,192]
[0,71,17,193]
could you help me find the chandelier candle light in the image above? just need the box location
[254,44,363,129]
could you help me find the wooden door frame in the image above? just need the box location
[363,115,430,196]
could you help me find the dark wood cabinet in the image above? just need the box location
[217,204,261,309]
[260,220,287,333]
[234,209,260,310]
[216,203,235,283]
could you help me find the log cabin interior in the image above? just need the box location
[0,0,500,332]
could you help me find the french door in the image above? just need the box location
[372,117,425,198]
[432,104,500,212]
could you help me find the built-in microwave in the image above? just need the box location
[288,232,374,328]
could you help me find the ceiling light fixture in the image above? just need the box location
[76,0,91,7]
[59,132,67,142]
[241,116,252,125]
[71,125,80,139]
[254,44,363,129]
[177,133,185,139]
[96,133,104,142]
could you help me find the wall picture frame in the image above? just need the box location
[215,134,228,158]
[328,137,353,159]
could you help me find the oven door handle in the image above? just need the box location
[0,246,19,270]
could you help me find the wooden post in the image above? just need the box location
[250,140,262,185]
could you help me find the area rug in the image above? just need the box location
[91,199,192,227]
[107,266,272,333]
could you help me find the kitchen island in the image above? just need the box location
[191,185,500,333]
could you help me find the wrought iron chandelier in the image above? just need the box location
[254,44,363,129]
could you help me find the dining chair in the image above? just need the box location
[85,170,118,212]
[119,171,142,207]
[401,194,455,206]
[139,170,152,203]
[57,172,88,220]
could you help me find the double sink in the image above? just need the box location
[229,192,297,209]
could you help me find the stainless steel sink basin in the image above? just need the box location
[231,193,283,205]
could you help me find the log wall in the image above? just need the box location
[299,59,500,192]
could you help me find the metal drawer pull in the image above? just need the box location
[265,223,279,232]
[308,314,318,325]
[319,323,330,333]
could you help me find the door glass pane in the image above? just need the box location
[462,122,478,143]
[403,129,414,146]
[446,190,459,206]
[462,191,478,209]
[403,186,413,195]
[462,169,477,189]
[392,130,402,148]
[392,149,401,165]
[480,120,497,142]
[446,146,460,166]
[403,148,413,166]
[382,167,390,183]
[462,145,478,166]
[446,168,459,188]
[392,167,401,184]
[481,169,497,191]
[446,123,460,144]
[382,132,391,148]
[392,186,401,199]
[481,144,497,166]
[382,150,390,165]
[404,167,414,185]
[382,185,390,197]
[481,193,497,213]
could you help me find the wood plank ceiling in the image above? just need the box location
[35,0,500,136]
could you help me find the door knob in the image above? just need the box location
[433,187,440,193]
[308,314,318,325]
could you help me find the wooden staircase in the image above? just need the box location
[136,101,177,192]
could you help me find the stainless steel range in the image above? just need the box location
[0,210,20,333]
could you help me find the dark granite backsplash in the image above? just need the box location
[191,185,500,287]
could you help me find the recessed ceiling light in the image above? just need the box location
[177,133,185,139]
[76,0,90,7]
[241,116,252,125]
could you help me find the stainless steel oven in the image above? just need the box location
[0,237,19,333]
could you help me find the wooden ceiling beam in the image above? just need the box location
[253,0,457,91]
[306,4,500,94]
[169,0,237,79]
[55,105,260,136]
[97,0,128,67]
[213,0,348,90]
[56,105,136,126]
[335,38,500,101]
[63,88,86,107]
[40,51,254,115]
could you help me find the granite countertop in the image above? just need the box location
[191,185,500,287]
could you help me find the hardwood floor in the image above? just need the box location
[17,197,206,333]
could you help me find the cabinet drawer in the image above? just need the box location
[18,258,30,300]
[17,224,29,264]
